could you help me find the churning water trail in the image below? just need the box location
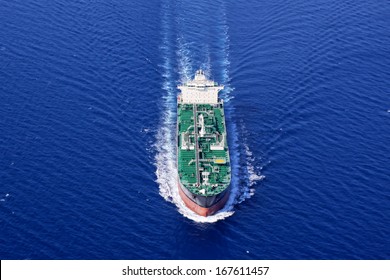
[154,1,264,223]
[214,2,264,210]
[154,0,176,205]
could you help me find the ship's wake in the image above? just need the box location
[155,0,264,223]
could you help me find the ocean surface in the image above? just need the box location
[0,0,389,259]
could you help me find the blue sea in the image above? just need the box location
[0,0,389,259]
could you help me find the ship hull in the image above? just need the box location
[178,181,230,217]
[176,70,231,217]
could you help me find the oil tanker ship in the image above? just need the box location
[177,70,231,216]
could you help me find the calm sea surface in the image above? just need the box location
[0,0,389,259]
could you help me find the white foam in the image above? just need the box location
[245,144,265,186]
[176,36,192,83]
[201,47,212,78]
[1,193,10,202]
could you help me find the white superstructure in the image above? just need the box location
[178,70,224,104]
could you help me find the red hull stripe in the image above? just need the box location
[178,182,230,217]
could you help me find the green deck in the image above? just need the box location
[177,102,231,196]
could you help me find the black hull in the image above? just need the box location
[178,181,230,208]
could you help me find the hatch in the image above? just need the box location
[214,158,226,164]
